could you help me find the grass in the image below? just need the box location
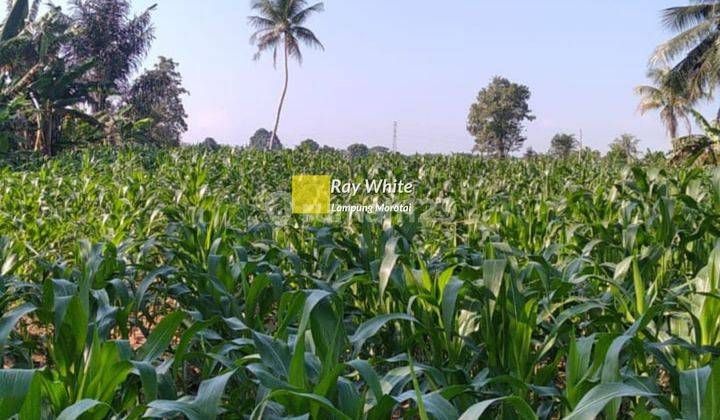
[1,146,720,419]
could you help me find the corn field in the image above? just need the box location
[1,147,720,419]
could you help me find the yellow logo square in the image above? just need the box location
[292,175,331,214]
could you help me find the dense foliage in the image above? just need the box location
[467,76,535,158]
[298,139,319,152]
[608,134,641,163]
[125,57,188,147]
[549,133,579,158]
[250,128,283,150]
[0,0,187,155]
[1,147,720,419]
[347,143,369,159]
[68,0,155,113]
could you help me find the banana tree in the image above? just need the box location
[672,110,720,165]
[24,58,96,154]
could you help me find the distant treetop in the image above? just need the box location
[347,143,369,159]
[298,139,320,152]
[549,133,579,158]
[467,76,535,158]
[249,128,283,150]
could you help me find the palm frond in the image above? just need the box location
[293,26,324,50]
[660,107,679,138]
[291,2,324,25]
[252,31,281,66]
[636,100,663,115]
[123,6,157,76]
[28,0,40,21]
[248,15,277,31]
[285,34,303,64]
[651,21,714,65]
[683,112,693,135]
[670,32,720,97]
[285,0,308,19]
[646,66,670,82]
[249,27,272,44]
[661,3,716,32]
[635,84,662,98]
[250,0,281,22]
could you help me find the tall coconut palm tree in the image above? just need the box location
[635,67,693,139]
[650,2,720,116]
[248,0,324,149]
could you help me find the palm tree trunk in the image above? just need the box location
[668,109,678,139]
[270,42,290,150]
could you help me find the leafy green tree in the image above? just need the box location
[636,67,692,139]
[27,60,96,154]
[524,147,538,159]
[126,57,188,147]
[370,145,390,154]
[249,0,324,149]
[298,138,319,152]
[346,143,369,158]
[607,133,641,162]
[549,133,579,158]
[249,128,283,150]
[467,76,535,157]
[68,0,156,112]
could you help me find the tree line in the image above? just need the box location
[235,128,391,158]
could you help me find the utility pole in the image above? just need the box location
[393,121,398,153]
[579,129,583,150]
[578,128,583,156]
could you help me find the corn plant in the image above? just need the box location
[1,147,720,419]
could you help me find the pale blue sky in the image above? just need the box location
[53,1,708,154]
